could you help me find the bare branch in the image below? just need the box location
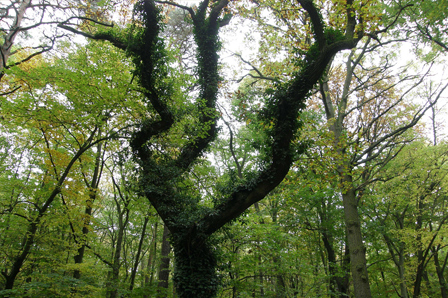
[155,0,195,17]
[234,53,278,82]
[0,85,21,96]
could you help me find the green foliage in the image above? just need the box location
[2,0,447,297]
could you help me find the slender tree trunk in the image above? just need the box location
[413,252,424,297]
[259,255,265,297]
[130,217,149,291]
[413,197,425,298]
[398,245,409,298]
[106,206,129,298]
[157,224,171,297]
[2,221,38,290]
[254,202,265,297]
[319,197,350,298]
[433,247,448,298]
[341,175,372,298]
[1,134,96,291]
[274,256,286,298]
[322,231,350,297]
[319,50,372,298]
[143,222,158,298]
[74,142,103,279]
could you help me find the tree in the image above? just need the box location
[0,39,138,294]
[366,140,448,298]
[306,31,448,296]
[67,0,392,296]
[391,0,448,53]
[2,0,440,296]
[0,0,113,93]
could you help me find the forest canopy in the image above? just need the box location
[1,0,448,297]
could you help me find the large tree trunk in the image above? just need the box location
[171,232,219,298]
[341,175,372,298]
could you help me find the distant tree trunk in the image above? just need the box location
[254,202,265,297]
[130,216,149,291]
[143,222,158,298]
[2,221,38,290]
[157,224,171,297]
[270,206,286,297]
[433,246,448,298]
[319,197,350,298]
[398,246,409,298]
[321,231,350,297]
[383,231,409,298]
[1,134,97,291]
[74,142,103,279]
[259,255,265,297]
[274,256,286,298]
[106,193,130,298]
[413,196,425,298]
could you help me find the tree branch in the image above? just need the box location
[154,1,195,18]
[234,53,278,82]
[57,24,128,50]
[296,0,325,47]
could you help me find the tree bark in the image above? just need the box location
[413,197,425,298]
[341,175,372,298]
